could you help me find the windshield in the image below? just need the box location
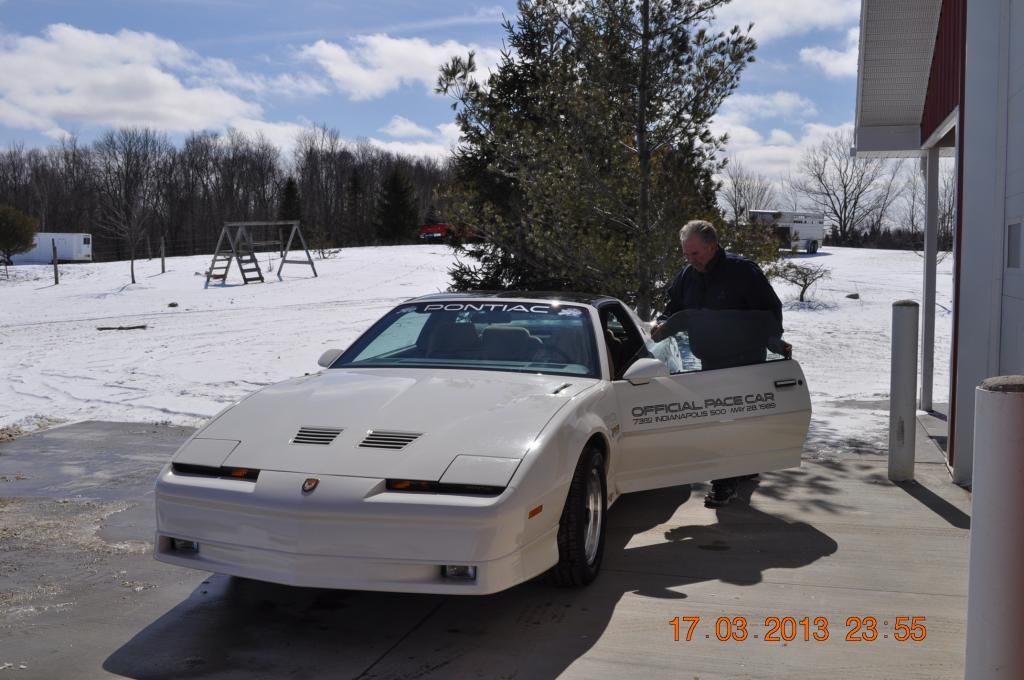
[334,301,601,378]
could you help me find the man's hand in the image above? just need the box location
[650,311,689,342]
[767,337,792,359]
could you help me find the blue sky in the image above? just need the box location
[0,0,861,178]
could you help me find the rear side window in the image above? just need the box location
[83,236,91,245]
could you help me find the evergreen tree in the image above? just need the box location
[375,166,418,244]
[0,204,37,272]
[424,203,443,225]
[438,0,757,318]
[278,176,302,222]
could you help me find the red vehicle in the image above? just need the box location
[417,223,452,242]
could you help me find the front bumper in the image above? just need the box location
[154,466,558,595]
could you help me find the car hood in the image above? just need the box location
[181,368,597,481]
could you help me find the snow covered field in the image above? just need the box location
[0,245,953,454]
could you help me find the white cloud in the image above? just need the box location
[0,24,324,136]
[437,122,461,149]
[375,6,508,33]
[800,28,860,78]
[380,115,433,138]
[369,118,461,160]
[230,118,311,157]
[191,57,329,97]
[767,129,797,146]
[712,113,853,182]
[299,34,503,101]
[710,90,832,182]
[714,0,860,42]
[368,138,451,159]
[720,91,818,123]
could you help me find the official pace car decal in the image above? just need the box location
[630,391,776,426]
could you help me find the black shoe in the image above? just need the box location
[704,481,737,508]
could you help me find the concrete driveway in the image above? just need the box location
[0,420,969,679]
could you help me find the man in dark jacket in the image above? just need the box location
[652,219,790,507]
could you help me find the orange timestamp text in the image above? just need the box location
[669,616,927,643]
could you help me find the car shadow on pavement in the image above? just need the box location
[103,481,837,680]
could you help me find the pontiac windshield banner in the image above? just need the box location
[631,392,776,425]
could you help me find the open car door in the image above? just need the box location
[612,333,811,494]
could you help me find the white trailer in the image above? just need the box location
[11,233,93,264]
[747,210,826,254]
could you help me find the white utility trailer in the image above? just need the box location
[747,210,826,254]
[11,233,93,264]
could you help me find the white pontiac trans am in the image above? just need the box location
[155,293,811,595]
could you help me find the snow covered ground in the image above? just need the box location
[0,245,953,455]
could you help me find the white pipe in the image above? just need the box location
[888,300,919,481]
[965,376,1024,680]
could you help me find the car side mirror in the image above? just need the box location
[317,349,344,368]
[622,357,670,385]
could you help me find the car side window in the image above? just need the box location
[653,309,788,374]
[600,303,648,379]
[647,333,701,374]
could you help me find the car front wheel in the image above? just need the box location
[551,446,607,587]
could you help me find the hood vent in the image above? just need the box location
[292,426,344,445]
[359,430,422,450]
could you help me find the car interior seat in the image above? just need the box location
[480,325,542,362]
[546,327,590,367]
[425,322,480,359]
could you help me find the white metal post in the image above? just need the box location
[965,376,1024,680]
[921,146,940,410]
[888,300,919,481]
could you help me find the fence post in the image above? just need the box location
[888,300,918,481]
[51,238,59,286]
[160,236,166,274]
[965,376,1024,680]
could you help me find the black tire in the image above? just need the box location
[550,447,607,587]
[808,241,819,254]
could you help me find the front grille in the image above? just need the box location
[359,430,422,450]
[291,426,344,445]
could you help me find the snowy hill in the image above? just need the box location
[0,245,953,454]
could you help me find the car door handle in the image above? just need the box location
[774,379,799,388]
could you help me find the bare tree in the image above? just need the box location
[775,261,830,302]
[901,157,956,253]
[719,160,776,223]
[898,162,925,237]
[794,129,904,244]
[938,157,956,250]
[779,171,805,212]
[93,128,170,283]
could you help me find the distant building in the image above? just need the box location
[11,233,93,264]
[855,0,1021,484]
[746,210,826,253]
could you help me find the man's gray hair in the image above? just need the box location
[679,220,718,245]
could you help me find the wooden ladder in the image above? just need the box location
[205,224,264,286]
[205,221,316,287]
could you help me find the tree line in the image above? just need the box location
[1,0,954,301]
[0,125,446,280]
[720,129,957,252]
